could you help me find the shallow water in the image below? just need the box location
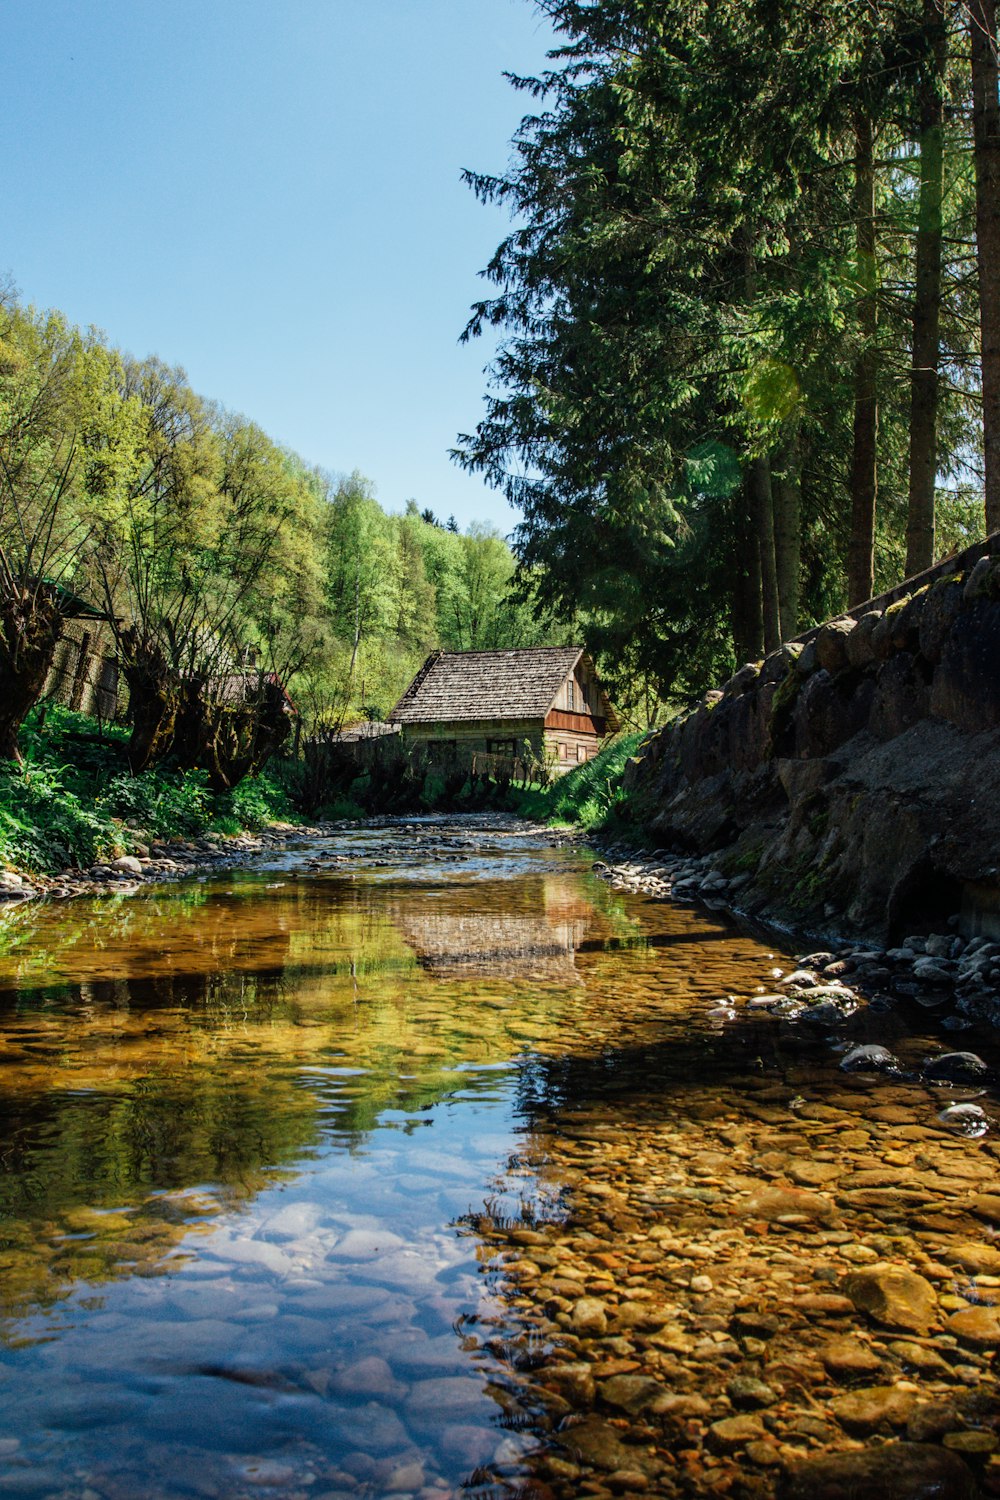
[0,819,997,1499]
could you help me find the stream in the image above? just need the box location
[0,816,997,1499]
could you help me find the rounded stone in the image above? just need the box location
[707,1414,765,1451]
[572,1296,608,1335]
[842,1263,939,1333]
[947,1306,1000,1349]
[830,1383,916,1432]
[783,1442,978,1500]
[726,1375,778,1409]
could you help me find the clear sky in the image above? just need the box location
[2,1,557,533]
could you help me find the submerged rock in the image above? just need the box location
[782,1442,977,1500]
[937,1103,989,1137]
[842,1264,939,1333]
[840,1043,900,1073]
[923,1051,988,1083]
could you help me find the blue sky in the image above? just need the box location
[2,1,557,533]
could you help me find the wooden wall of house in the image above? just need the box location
[44,620,120,721]
[401,719,547,758]
[544,725,603,769]
[402,716,606,775]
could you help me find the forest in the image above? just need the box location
[457,0,1000,699]
[0,295,571,790]
[2,0,999,813]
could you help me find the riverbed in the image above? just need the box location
[0,817,997,1499]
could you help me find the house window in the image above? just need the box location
[577,744,588,762]
[561,742,571,759]
[567,678,576,711]
[486,738,517,756]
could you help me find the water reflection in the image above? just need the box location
[0,824,995,1498]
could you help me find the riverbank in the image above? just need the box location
[587,842,1000,1038]
[0,811,580,903]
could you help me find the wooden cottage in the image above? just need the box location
[389,646,618,771]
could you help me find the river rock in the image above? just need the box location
[572,1296,608,1334]
[969,1192,1000,1221]
[946,1242,1000,1276]
[840,1044,900,1073]
[599,1374,663,1415]
[560,1416,655,1474]
[890,1340,951,1375]
[542,1363,596,1406]
[707,1414,765,1451]
[938,1104,989,1137]
[821,1336,883,1379]
[924,1052,988,1083]
[328,1355,400,1399]
[830,1383,916,1432]
[842,1264,938,1333]
[726,1375,778,1408]
[906,1399,967,1442]
[743,1185,837,1223]
[946,1305,1000,1348]
[111,855,144,876]
[405,1376,484,1421]
[782,1442,978,1499]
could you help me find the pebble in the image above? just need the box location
[821,1336,883,1379]
[726,1375,777,1408]
[571,1297,609,1334]
[707,1414,765,1450]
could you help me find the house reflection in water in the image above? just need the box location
[390,875,602,981]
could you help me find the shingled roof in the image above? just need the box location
[390,646,617,727]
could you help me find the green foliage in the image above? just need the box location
[0,710,300,874]
[515,730,648,829]
[0,760,117,871]
[216,773,292,831]
[456,0,988,698]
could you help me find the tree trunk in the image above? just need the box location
[349,575,361,678]
[730,482,764,663]
[773,430,802,639]
[971,0,1000,531]
[121,630,179,773]
[0,588,63,763]
[907,0,947,575]
[848,110,879,605]
[749,456,781,653]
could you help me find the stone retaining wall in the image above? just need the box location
[623,533,1000,944]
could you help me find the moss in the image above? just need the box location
[769,668,802,735]
[721,839,766,875]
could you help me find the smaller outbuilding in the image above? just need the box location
[389,646,618,772]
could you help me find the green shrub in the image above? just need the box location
[215,774,292,831]
[0,708,303,873]
[514,730,648,830]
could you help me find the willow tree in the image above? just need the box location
[96,363,323,785]
[0,305,143,761]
